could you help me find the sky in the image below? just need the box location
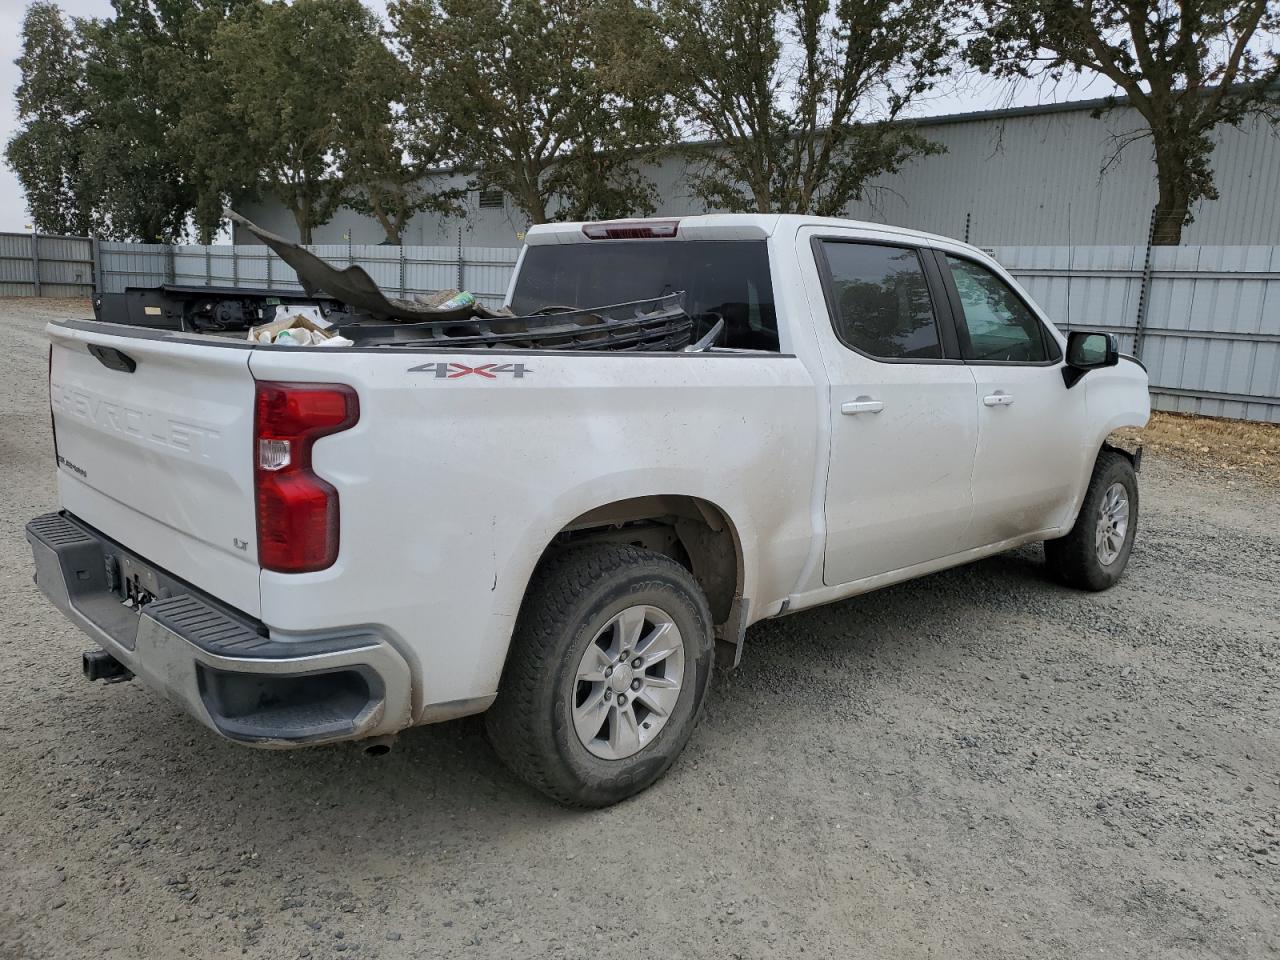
[0,0,1119,234]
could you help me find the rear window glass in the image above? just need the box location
[510,240,780,351]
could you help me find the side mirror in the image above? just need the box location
[1063,331,1119,388]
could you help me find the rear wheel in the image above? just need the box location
[486,544,714,807]
[1045,449,1139,591]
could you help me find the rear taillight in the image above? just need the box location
[581,219,680,240]
[254,382,359,573]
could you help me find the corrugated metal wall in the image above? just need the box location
[994,245,1280,423]
[234,105,1280,249]
[97,242,171,296]
[96,242,519,307]
[0,232,96,297]
[838,108,1280,247]
[8,235,1277,423]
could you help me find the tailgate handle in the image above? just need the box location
[87,344,137,373]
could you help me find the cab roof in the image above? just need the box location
[524,214,981,255]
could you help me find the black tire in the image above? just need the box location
[1045,448,1139,591]
[485,543,714,807]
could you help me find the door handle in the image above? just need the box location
[983,392,1015,407]
[841,397,884,415]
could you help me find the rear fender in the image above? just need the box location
[486,471,757,650]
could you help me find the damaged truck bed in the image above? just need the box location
[91,210,699,352]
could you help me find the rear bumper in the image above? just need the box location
[26,512,412,747]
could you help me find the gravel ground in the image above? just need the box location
[2,298,1278,960]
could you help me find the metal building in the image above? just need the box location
[234,96,1280,249]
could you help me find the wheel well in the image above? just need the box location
[1102,439,1142,472]
[544,496,743,627]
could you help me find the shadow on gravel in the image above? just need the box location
[91,545,1063,836]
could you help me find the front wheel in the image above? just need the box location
[1045,448,1139,591]
[486,544,714,807]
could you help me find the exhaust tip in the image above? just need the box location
[361,735,396,757]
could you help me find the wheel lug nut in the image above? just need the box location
[630,678,641,691]
[605,667,613,678]
[631,657,642,669]
[617,694,626,706]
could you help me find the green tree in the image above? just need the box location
[7,0,247,242]
[333,33,464,244]
[969,0,1280,245]
[391,0,672,225]
[5,2,92,235]
[647,0,956,215]
[126,0,258,243]
[212,0,394,242]
[75,7,199,241]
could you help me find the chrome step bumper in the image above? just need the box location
[26,512,412,747]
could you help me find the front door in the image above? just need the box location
[800,232,979,586]
[936,252,1091,544]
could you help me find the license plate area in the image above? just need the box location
[32,511,265,653]
[106,551,165,608]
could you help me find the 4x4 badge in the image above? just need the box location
[408,361,531,379]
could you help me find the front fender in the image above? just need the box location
[1089,357,1152,436]
[1060,359,1150,531]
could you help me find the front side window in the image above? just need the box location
[819,241,942,360]
[946,256,1054,363]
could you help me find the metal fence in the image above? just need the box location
[3,232,1278,423]
[993,245,1280,423]
[96,241,519,308]
[0,232,97,297]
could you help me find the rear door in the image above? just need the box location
[48,323,261,616]
[934,252,1090,543]
[798,229,979,586]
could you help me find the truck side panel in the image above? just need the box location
[247,348,819,719]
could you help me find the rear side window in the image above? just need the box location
[818,241,942,361]
[510,240,779,351]
[946,255,1056,363]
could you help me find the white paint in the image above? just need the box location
[45,214,1150,727]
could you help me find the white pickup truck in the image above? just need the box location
[28,214,1149,806]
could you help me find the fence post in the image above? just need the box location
[399,244,406,298]
[205,245,212,286]
[266,249,273,289]
[456,225,464,291]
[30,231,42,297]
[1132,208,1158,360]
[165,245,176,284]
[232,244,239,286]
[91,237,102,297]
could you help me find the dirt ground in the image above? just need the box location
[1,298,1277,960]
[1114,413,1280,485]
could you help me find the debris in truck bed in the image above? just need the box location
[92,284,358,332]
[418,289,502,313]
[225,209,694,351]
[339,294,693,351]
[248,311,352,346]
[227,210,510,323]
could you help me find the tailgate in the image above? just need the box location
[48,323,261,617]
